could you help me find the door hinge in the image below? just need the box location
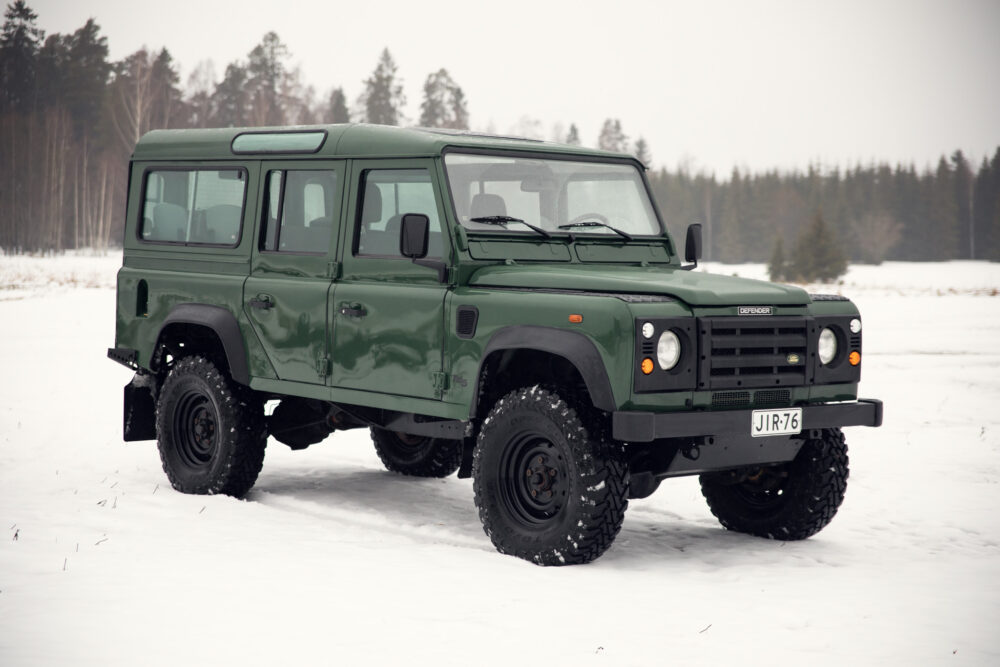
[317,355,331,377]
[431,371,449,396]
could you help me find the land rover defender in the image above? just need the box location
[108,124,882,565]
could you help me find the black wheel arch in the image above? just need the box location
[151,303,250,385]
[471,325,617,417]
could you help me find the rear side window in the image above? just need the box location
[260,170,338,254]
[140,169,247,246]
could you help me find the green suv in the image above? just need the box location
[108,124,882,565]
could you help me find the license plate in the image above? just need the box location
[751,408,802,437]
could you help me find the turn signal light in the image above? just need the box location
[641,358,655,375]
[569,314,583,323]
[849,351,861,366]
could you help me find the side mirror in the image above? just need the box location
[400,213,429,259]
[684,223,703,269]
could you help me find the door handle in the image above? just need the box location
[249,294,274,310]
[338,302,367,318]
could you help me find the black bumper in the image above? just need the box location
[612,398,883,443]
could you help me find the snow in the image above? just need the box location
[1,253,999,665]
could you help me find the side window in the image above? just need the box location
[261,169,337,254]
[140,169,246,245]
[356,169,442,258]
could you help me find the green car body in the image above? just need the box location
[109,124,881,565]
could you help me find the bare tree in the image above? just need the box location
[849,211,903,264]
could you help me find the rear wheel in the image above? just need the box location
[371,428,461,478]
[699,428,849,540]
[155,355,266,497]
[473,386,628,566]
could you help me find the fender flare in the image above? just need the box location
[472,325,617,416]
[152,303,250,385]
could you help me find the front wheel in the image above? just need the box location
[473,386,628,566]
[155,355,266,497]
[699,428,849,540]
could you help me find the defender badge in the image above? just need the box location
[738,306,773,316]
[787,353,801,364]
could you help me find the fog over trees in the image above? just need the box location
[1,1,998,263]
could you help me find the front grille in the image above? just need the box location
[753,389,791,406]
[712,391,751,408]
[710,389,791,409]
[699,317,809,390]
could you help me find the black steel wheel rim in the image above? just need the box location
[498,430,569,529]
[391,431,431,464]
[733,465,789,510]
[173,388,218,470]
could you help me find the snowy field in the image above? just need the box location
[1,252,999,666]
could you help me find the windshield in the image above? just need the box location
[444,153,662,237]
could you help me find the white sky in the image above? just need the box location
[28,0,1000,175]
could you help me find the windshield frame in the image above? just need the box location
[440,147,670,243]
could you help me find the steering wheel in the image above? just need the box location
[567,212,610,226]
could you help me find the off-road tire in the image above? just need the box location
[700,428,849,540]
[371,428,461,477]
[472,386,628,566]
[155,355,266,497]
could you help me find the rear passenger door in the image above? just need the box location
[331,159,451,399]
[244,161,344,384]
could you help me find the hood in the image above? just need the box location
[467,264,810,307]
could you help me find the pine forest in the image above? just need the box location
[2,2,998,267]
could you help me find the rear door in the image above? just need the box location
[244,161,344,384]
[331,159,451,399]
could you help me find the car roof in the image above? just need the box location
[131,123,641,165]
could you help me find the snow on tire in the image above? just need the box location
[155,355,266,497]
[472,386,628,566]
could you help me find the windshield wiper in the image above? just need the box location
[469,215,552,239]
[557,221,633,241]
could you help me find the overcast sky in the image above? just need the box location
[27,0,1000,175]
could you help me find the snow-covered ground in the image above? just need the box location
[1,253,998,666]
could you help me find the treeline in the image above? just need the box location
[0,3,469,252]
[1,1,998,263]
[650,153,1000,263]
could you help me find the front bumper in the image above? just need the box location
[612,398,883,443]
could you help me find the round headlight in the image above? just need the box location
[818,327,838,365]
[641,322,655,339]
[657,330,681,370]
[850,318,862,334]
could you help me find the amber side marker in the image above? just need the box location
[849,351,861,366]
[641,358,655,375]
[569,314,583,323]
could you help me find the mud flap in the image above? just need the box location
[123,373,157,441]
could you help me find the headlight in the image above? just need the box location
[657,330,681,370]
[818,328,838,365]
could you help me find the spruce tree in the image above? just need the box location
[564,123,580,145]
[634,137,651,165]
[361,48,405,126]
[792,211,847,282]
[326,87,349,123]
[0,0,44,113]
